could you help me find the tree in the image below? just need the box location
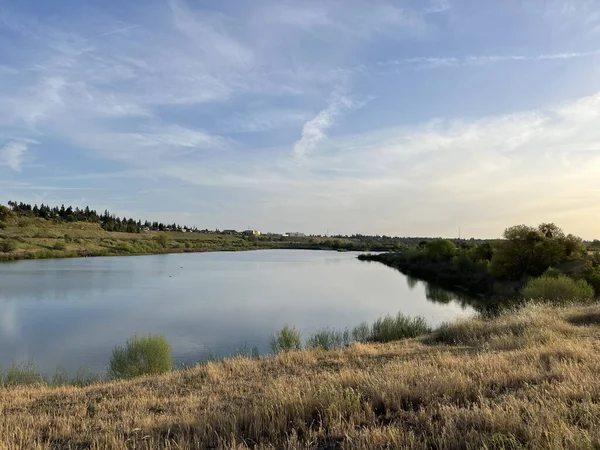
[0,204,15,222]
[425,239,457,260]
[490,223,586,280]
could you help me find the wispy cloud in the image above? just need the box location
[0,141,32,172]
[2,0,600,237]
[374,50,600,71]
[294,92,367,159]
[94,24,140,38]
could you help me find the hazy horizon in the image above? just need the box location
[1,1,599,239]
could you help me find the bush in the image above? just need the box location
[351,322,371,343]
[542,267,562,278]
[522,275,594,303]
[306,328,350,350]
[51,366,71,386]
[0,239,17,253]
[108,333,172,380]
[269,325,302,354]
[155,234,169,248]
[2,360,47,386]
[53,241,66,250]
[425,239,457,260]
[370,312,431,342]
[72,367,105,386]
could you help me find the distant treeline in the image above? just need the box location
[3,201,199,234]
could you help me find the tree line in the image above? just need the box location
[360,222,600,303]
[3,201,198,234]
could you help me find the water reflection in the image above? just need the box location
[0,251,476,373]
[406,275,419,290]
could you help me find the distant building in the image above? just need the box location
[285,232,306,237]
[243,229,261,236]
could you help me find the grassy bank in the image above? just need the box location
[0,216,406,261]
[2,303,600,449]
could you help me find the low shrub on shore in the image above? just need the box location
[370,312,431,342]
[522,274,594,303]
[108,333,172,380]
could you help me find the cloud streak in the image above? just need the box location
[373,50,600,71]
[0,141,30,172]
[294,92,365,159]
[94,24,140,38]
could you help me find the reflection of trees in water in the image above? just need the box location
[425,283,455,304]
[423,280,493,314]
[406,275,419,290]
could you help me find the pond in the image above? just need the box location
[0,250,477,374]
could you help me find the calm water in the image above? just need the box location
[0,250,476,374]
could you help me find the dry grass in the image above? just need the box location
[2,304,600,449]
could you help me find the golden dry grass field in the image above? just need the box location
[2,304,600,449]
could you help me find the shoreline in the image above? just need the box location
[2,303,599,448]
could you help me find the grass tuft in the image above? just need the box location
[370,312,431,342]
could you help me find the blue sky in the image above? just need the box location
[1,0,599,238]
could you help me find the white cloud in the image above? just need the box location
[0,141,31,171]
[373,50,600,72]
[293,92,366,159]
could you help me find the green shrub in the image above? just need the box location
[351,322,371,343]
[542,267,562,278]
[269,325,302,354]
[51,366,71,386]
[53,240,66,250]
[425,239,457,260]
[108,333,172,380]
[72,367,105,386]
[0,239,17,253]
[370,312,431,343]
[2,360,47,386]
[155,234,169,248]
[305,328,350,350]
[522,275,594,303]
[582,264,600,297]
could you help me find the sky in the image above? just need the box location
[1,0,599,239]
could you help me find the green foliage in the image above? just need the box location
[72,367,105,386]
[51,366,71,386]
[1,360,47,386]
[53,240,66,250]
[0,204,15,222]
[522,275,594,303]
[542,267,562,278]
[108,333,172,380]
[155,234,169,248]
[269,325,302,354]
[490,223,587,280]
[582,263,600,297]
[305,328,350,350]
[425,239,457,260]
[0,239,17,253]
[351,322,371,343]
[370,312,431,342]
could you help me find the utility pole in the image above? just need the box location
[458,226,461,240]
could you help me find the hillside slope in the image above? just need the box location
[2,304,600,449]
